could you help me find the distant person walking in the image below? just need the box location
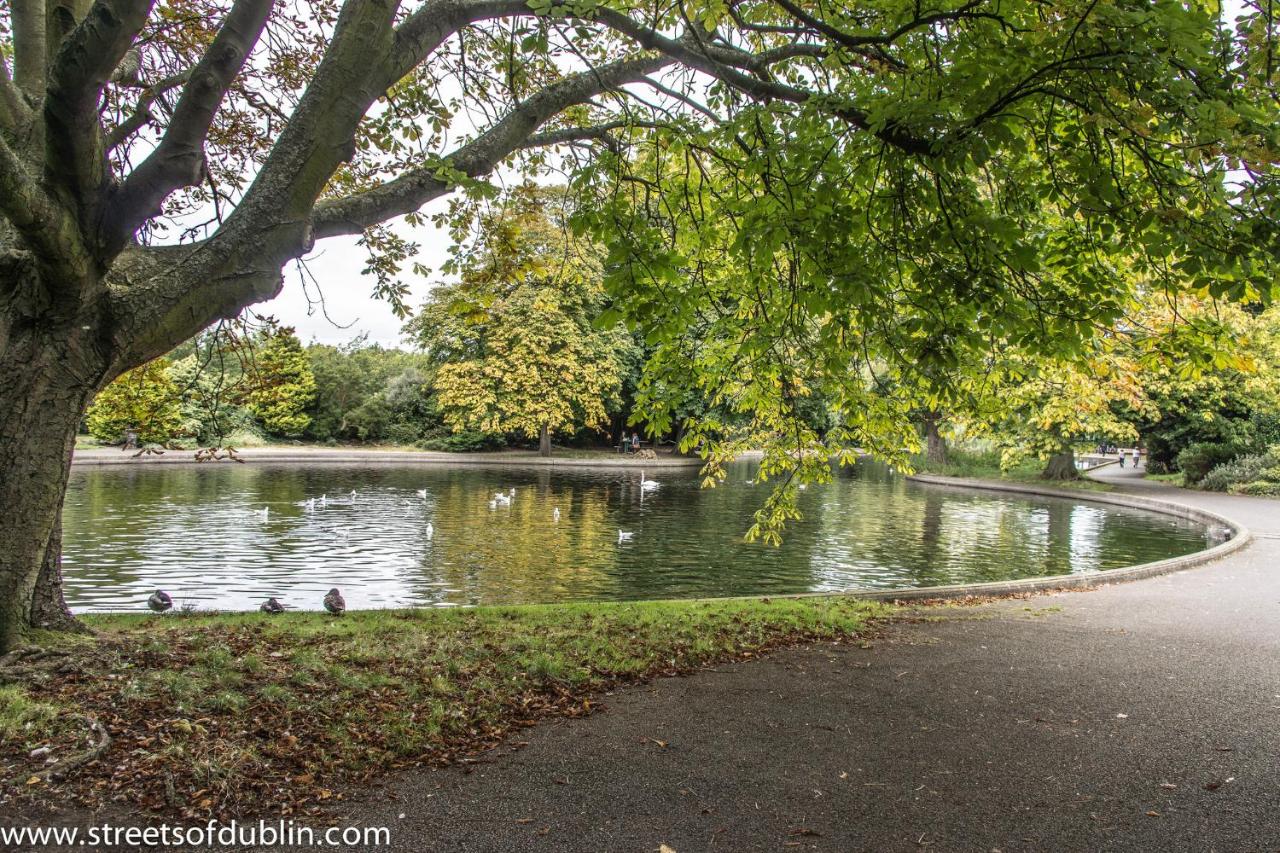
[631,432,641,452]
[1119,451,1126,468]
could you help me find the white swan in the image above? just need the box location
[416,489,427,498]
[639,470,660,490]
[319,494,328,507]
[509,487,517,497]
[618,529,634,543]
[304,498,316,511]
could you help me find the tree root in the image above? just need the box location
[0,645,78,685]
[36,715,111,782]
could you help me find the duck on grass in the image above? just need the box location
[0,597,890,820]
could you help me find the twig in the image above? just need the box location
[37,716,111,782]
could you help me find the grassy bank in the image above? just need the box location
[1,597,889,819]
[913,447,1112,492]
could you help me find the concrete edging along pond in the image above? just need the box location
[69,446,706,469]
[836,472,1254,603]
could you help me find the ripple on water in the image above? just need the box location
[59,460,1214,612]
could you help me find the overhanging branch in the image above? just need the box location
[106,0,273,254]
[312,52,672,239]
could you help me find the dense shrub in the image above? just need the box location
[418,430,504,452]
[1200,447,1280,493]
[1231,480,1280,496]
[1176,442,1245,485]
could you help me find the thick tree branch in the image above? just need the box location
[43,0,154,218]
[385,0,529,86]
[210,0,401,253]
[11,0,48,95]
[106,0,273,254]
[0,136,92,286]
[0,62,34,134]
[105,243,284,371]
[312,52,671,239]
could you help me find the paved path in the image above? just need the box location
[324,467,1280,852]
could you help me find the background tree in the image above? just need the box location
[987,354,1147,479]
[241,326,316,438]
[84,358,184,446]
[1,0,1278,647]
[304,338,438,443]
[409,188,628,455]
[1122,302,1280,474]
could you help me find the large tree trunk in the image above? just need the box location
[31,504,86,635]
[539,422,551,457]
[922,411,947,466]
[1041,449,1079,480]
[0,334,99,649]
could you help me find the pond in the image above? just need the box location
[60,460,1214,613]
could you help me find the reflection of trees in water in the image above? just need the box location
[59,461,1211,611]
[420,476,617,605]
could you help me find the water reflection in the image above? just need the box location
[60,460,1213,612]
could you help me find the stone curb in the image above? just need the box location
[830,473,1252,603]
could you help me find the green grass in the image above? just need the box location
[0,685,60,741]
[5,597,889,818]
[1144,472,1185,486]
[913,447,1113,492]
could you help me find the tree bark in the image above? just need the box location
[1041,449,1079,480]
[0,323,100,648]
[539,422,551,457]
[31,504,88,634]
[922,411,947,466]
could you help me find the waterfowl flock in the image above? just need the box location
[147,470,664,615]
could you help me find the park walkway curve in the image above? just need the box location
[314,465,1280,852]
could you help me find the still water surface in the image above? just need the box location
[60,461,1212,612]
